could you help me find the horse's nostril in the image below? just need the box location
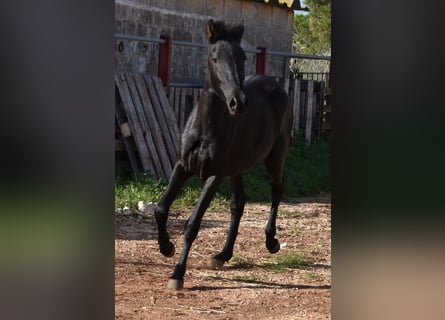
[229,97,237,108]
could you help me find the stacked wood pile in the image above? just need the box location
[115,73,179,179]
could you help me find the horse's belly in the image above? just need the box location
[221,136,276,175]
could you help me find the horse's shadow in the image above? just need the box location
[189,278,331,291]
[115,211,222,241]
[188,260,331,291]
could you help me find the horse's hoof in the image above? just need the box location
[267,239,281,254]
[160,242,175,257]
[210,258,225,270]
[167,278,184,290]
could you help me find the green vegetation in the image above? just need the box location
[291,0,331,73]
[207,274,263,284]
[115,136,330,210]
[261,252,313,272]
[240,135,331,202]
[283,135,331,199]
[115,173,229,210]
[229,253,244,264]
[232,275,262,283]
[304,271,323,282]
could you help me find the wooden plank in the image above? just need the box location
[131,74,170,178]
[174,87,181,131]
[124,74,165,179]
[185,88,200,130]
[292,79,301,135]
[144,75,180,172]
[192,88,199,107]
[115,89,142,176]
[143,75,175,156]
[179,88,187,133]
[154,77,181,149]
[305,80,314,145]
[115,73,156,176]
[288,78,294,135]
[283,76,290,94]
[131,74,172,179]
[316,81,325,139]
[168,86,175,108]
[152,76,181,151]
[124,74,149,130]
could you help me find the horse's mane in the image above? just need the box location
[206,20,244,44]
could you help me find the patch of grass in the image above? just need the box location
[262,252,313,272]
[279,209,305,216]
[282,135,331,200]
[240,135,331,202]
[206,275,223,281]
[304,271,323,282]
[232,275,262,283]
[207,274,263,284]
[115,172,230,210]
[230,253,244,263]
[115,172,166,209]
[115,135,330,209]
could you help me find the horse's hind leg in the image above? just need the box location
[264,140,288,254]
[265,178,283,254]
[155,162,192,257]
[168,175,223,290]
[212,175,245,269]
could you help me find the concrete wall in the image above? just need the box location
[115,0,294,83]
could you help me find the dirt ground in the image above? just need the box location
[115,194,331,319]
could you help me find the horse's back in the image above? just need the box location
[243,75,291,133]
[244,75,286,97]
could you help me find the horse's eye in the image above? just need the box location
[211,47,217,63]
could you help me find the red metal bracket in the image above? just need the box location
[158,35,172,87]
[255,47,267,75]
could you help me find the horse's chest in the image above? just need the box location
[183,135,222,180]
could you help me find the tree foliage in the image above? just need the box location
[291,0,331,73]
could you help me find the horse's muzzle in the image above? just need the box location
[228,91,247,115]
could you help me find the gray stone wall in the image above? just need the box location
[115,0,294,83]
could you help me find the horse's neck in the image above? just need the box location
[197,88,227,136]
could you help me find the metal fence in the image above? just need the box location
[115,33,331,144]
[115,33,330,87]
[295,72,330,84]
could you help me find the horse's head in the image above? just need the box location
[206,19,247,115]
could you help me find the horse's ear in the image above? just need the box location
[206,19,216,43]
[207,20,244,43]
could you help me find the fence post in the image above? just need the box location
[292,78,301,136]
[305,80,314,145]
[255,47,267,75]
[158,35,172,87]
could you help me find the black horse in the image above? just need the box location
[155,20,293,290]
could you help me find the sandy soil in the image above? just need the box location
[115,194,331,319]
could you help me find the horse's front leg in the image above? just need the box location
[167,174,223,290]
[211,175,245,269]
[155,162,192,257]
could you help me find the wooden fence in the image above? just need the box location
[168,87,203,134]
[167,77,329,142]
[115,73,330,179]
